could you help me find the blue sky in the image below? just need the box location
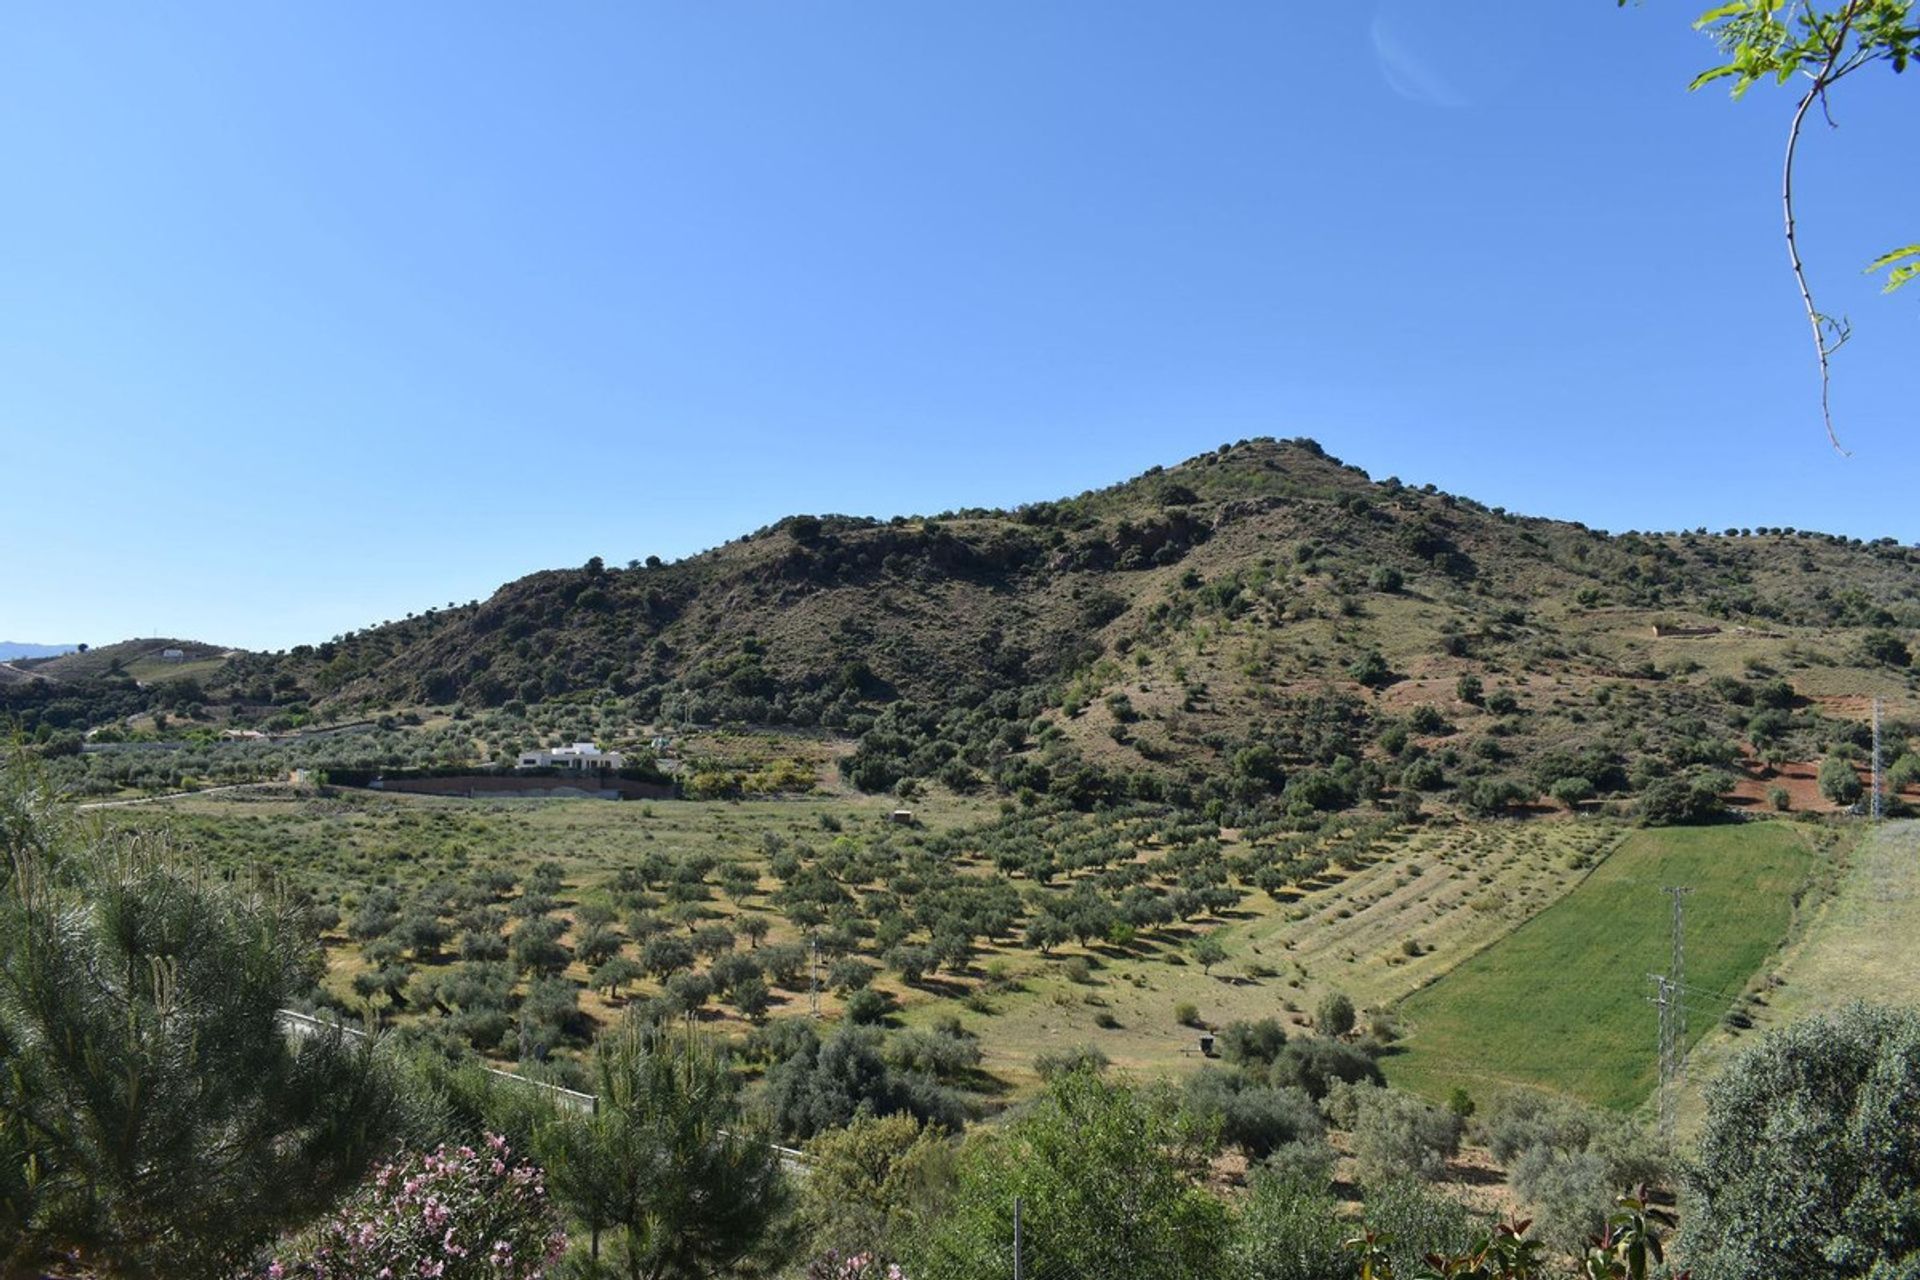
[3,3,1914,651]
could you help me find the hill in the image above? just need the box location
[12,437,1920,820]
[0,642,78,661]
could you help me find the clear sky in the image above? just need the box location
[3,3,1914,652]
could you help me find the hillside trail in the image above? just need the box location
[77,780,287,810]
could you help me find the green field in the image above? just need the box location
[917,819,1627,1087]
[1676,820,1920,1133]
[1384,822,1825,1110]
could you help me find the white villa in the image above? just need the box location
[516,741,626,772]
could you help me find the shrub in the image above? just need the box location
[1361,1178,1478,1280]
[845,988,890,1025]
[1819,755,1865,806]
[1349,1088,1461,1183]
[1639,773,1726,825]
[1182,1069,1324,1159]
[1270,1036,1384,1100]
[1861,630,1912,668]
[275,1135,565,1280]
[762,1026,966,1141]
[1509,1145,1613,1257]
[1683,1003,1920,1280]
[1174,1001,1202,1028]
[909,1070,1229,1280]
[1219,1017,1290,1067]
[1230,1171,1348,1280]
[1348,652,1393,688]
[1315,992,1356,1037]
[1368,565,1404,594]
[799,1112,955,1264]
[1550,776,1596,809]
[1034,1044,1111,1081]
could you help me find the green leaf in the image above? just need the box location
[1688,63,1744,90]
[1865,243,1920,292]
[1693,2,1755,27]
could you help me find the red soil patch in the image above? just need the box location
[1809,695,1879,722]
[1723,746,1914,813]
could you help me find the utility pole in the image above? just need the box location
[809,934,821,1020]
[1664,886,1695,1066]
[1648,973,1677,1147]
[1873,697,1885,821]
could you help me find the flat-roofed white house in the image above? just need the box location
[516,741,625,772]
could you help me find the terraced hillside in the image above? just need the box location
[915,819,1629,1086]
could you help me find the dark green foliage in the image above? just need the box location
[1639,772,1728,825]
[1819,755,1866,806]
[1268,1035,1383,1099]
[1683,1002,1920,1280]
[1860,629,1912,668]
[1182,1069,1324,1159]
[909,1070,1230,1280]
[1348,651,1394,688]
[1231,1171,1350,1280]
[0,765,404,1278]
[537,1025,787,1280]
[760,1025,967,1141]
[1219,1017,1290,1068]
[1316,991,1356,1037]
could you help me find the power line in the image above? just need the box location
[1648,885,1696,1148]
[1647,973,1677,1146]
[1665,886,1695,1084]
[1873,696,1885,822]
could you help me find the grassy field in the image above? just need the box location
[895,819,1627,1088]
[1675,819,1920,1134]
[1383,821,1831,1110]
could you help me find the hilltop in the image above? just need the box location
[10,437,1920,818]
[0,642,78,662]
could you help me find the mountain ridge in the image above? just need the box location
[11,437,1920,817]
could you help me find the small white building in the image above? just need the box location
[160,648,185,663]
[516,741,625,772]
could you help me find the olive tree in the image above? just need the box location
[1682,1002,1920,1280]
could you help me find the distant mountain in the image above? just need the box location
[0,642,79,661]
[8,437,1920,817]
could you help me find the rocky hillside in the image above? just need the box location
[13,438,1920,816]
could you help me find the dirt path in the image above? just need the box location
[78,781,287,810]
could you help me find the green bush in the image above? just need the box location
[910,1070,1229,1280]
[1349,1088,1461,1184]
[1819,755,1865,806]
[1684,1003,1920,1280]
[1231,1171,1349,1280]
[1315,991,1355,1037]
